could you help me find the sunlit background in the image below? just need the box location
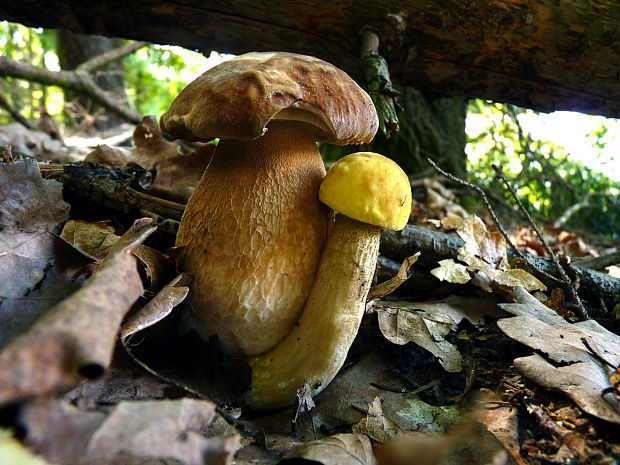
[0,21,618,237]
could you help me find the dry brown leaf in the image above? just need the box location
[498,287,620,423]
[67,365,176,405]
[0,159,89,351]
[133,115,214,202]
[0,235,94,350]
[374,417,510,465]
[459,251,546,293]
[85,398,240,465]
[0,158,70,233]
[83,144,132,166]
[0,218,156,405]
[515,354,620,424]
[431,258,470,284]
[310,353,468,434]
[439,215,545,293]
[18,398,106,464]
[374,295,498,328]
[478,391,529,465]
[60,219,118,258]
[152,142,215,202]
[442,215,507,269]
[132,244,172,291]
[352,396,402,442]
[61,219,172,291]
[367,253,420,301]
[372,302,463,372]
[283,433,376,465]
[0,159,70,299]
[121,272,191,339]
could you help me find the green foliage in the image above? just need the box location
[0,22,59,121]
[321,86,467,178]
[467,101,619,237]
[0,21,206,123]
[124,44,202,117]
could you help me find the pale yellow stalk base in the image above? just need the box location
[245,215,380,409]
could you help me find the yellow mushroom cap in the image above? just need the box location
[319,152,412,231]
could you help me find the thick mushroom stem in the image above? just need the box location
[245,214,380,409]
[177,121,331,357]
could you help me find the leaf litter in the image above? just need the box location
[2,125,620,465]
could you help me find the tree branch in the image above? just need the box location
[76,41,148,73]
[0,57,142,124]
[0,91,36,129]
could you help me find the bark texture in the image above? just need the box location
[1,1,619,117]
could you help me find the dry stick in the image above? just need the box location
[76,41,148,73]
[0,92,36,130]
[427,157,595,319]
[426,157,563,289]
[491,164,588,320]
[0,43,143,124]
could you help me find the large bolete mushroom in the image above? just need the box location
[160,52,378,357]
[245,152,412,409]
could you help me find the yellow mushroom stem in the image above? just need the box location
[245,214,380,410]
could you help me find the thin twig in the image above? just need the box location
[77,41,148,73]
[426,158,562,286]
[0,56,142,124]
[0,91,36,129]
[492,164,588,320]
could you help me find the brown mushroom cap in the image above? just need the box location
[160,52,378,144]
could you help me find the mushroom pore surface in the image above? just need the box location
[176,121,331,357]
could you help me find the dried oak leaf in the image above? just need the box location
[367,253,419,301]
[0,235,93,350]
[0,219,155,405]
[436,215,545,293]
[498,287,620,424]
[0,158,70,298]
[83,144,133,166]
[19,398,106,464]
[372,301,463,372]
[60,219,118,258]
[374,416,510,465]
[441,215,507,269]
[86,398,240,465]
[121,272,191,339]
[430,258,470,284]
[311,353,468,434]
[352,396,402,443]
[282,433,376,465]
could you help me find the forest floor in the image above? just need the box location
[1,118,619,465]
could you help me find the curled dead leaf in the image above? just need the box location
[0,218,156,405]
[352,396,402,442]
[283,433,376,465]
[498,287,620,423]
[431,259,470,284]
[367,253,420,301]
[372,302,463,372]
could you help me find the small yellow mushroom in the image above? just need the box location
[245,152,412,409]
